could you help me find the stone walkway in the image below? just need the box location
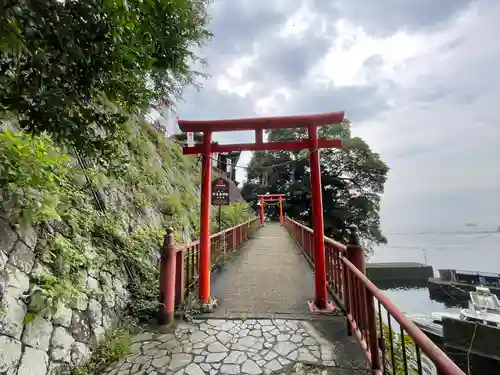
[104,318,370,375]
[209,223,315,317]
[104,223,370,375]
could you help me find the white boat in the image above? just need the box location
[408,286,500,342]
[461,286,500,326]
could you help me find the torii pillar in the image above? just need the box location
[178,111,344,310]
[258,194,285,225]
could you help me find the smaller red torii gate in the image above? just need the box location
[258,194,285,225]
[178,111,344,311]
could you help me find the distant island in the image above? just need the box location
[465,223,478,228]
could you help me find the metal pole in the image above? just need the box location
[308,124,327,309]
[198,131,212,304]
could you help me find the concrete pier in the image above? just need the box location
[366,262,434,289]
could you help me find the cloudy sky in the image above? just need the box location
[177,0,500,233]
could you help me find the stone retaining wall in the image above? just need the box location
[0,219,130,375]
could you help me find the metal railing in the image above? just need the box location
[284,216,465,375]
[159,217,260,323]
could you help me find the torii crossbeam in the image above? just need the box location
[178,111,345,311]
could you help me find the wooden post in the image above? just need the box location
[159,227,176,325]
[175,248,185,309]
[222,230,227,258]
[279,197,283,225]
[232,226,236,251]
[347,225,380,370]
[347,225,365,274]
[260,196,264,225]
[218,205,222,233]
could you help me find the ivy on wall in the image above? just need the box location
[0,120,254,321]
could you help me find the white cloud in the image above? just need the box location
[254,88,294,116]
[278,1,327,40]
[216,54,258,97]
[177,0,500,231]
[307,20,429,88]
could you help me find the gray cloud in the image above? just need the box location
[208,5,285,56]
[311,0,474,35]
[246,34,332,85]
[179,86,256,121]
[177,0,500,232]
[285,85,391,122]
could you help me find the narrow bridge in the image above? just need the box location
[104,218,464,375]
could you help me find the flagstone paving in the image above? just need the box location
[209,223,314,317]
[104,223,370,375]
[103,318,369,375]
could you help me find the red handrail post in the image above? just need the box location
[159,227,176,325]
[346,226,364,335]
[342,258,352,336]
[365,290,382,371]
[260,196,264,225]
[198,131,212,304]
[346,225,365,274]
[175,247,185,309]
[347,225,381,371]
[279,197,283,225]
[308,124,327,309]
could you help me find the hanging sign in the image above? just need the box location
[211,178,230,205]
[186,132,194,147]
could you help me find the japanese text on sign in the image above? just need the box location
[211,178,230,205]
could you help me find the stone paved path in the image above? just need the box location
[209,223,315,317]
[104,223,370,375]
[104,318,370,375]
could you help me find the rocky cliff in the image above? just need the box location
[0,119,252,374]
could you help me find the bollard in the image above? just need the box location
[159,227,176,325]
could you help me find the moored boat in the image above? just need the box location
[407,311,456,346]
[428,269,500,304]
[408,286,500,346]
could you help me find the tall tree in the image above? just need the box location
[241,120,389,251]
[0,0,212,156]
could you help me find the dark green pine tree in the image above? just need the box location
[241,120,389,252]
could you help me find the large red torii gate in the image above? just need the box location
[258,194,285,225]
[178,111,344,311]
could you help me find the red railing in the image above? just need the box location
[284,216,465,375]
[159,217,260,323]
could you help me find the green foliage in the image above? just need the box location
[119,121,201,221]
[73,322,134,375]
[0,0,212,157]
[241,120,389,251]
[212,202,255,232]
[109,224,164,320]
[1,123,254,321]
[0,131,72,224]
[379,318,424,375]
